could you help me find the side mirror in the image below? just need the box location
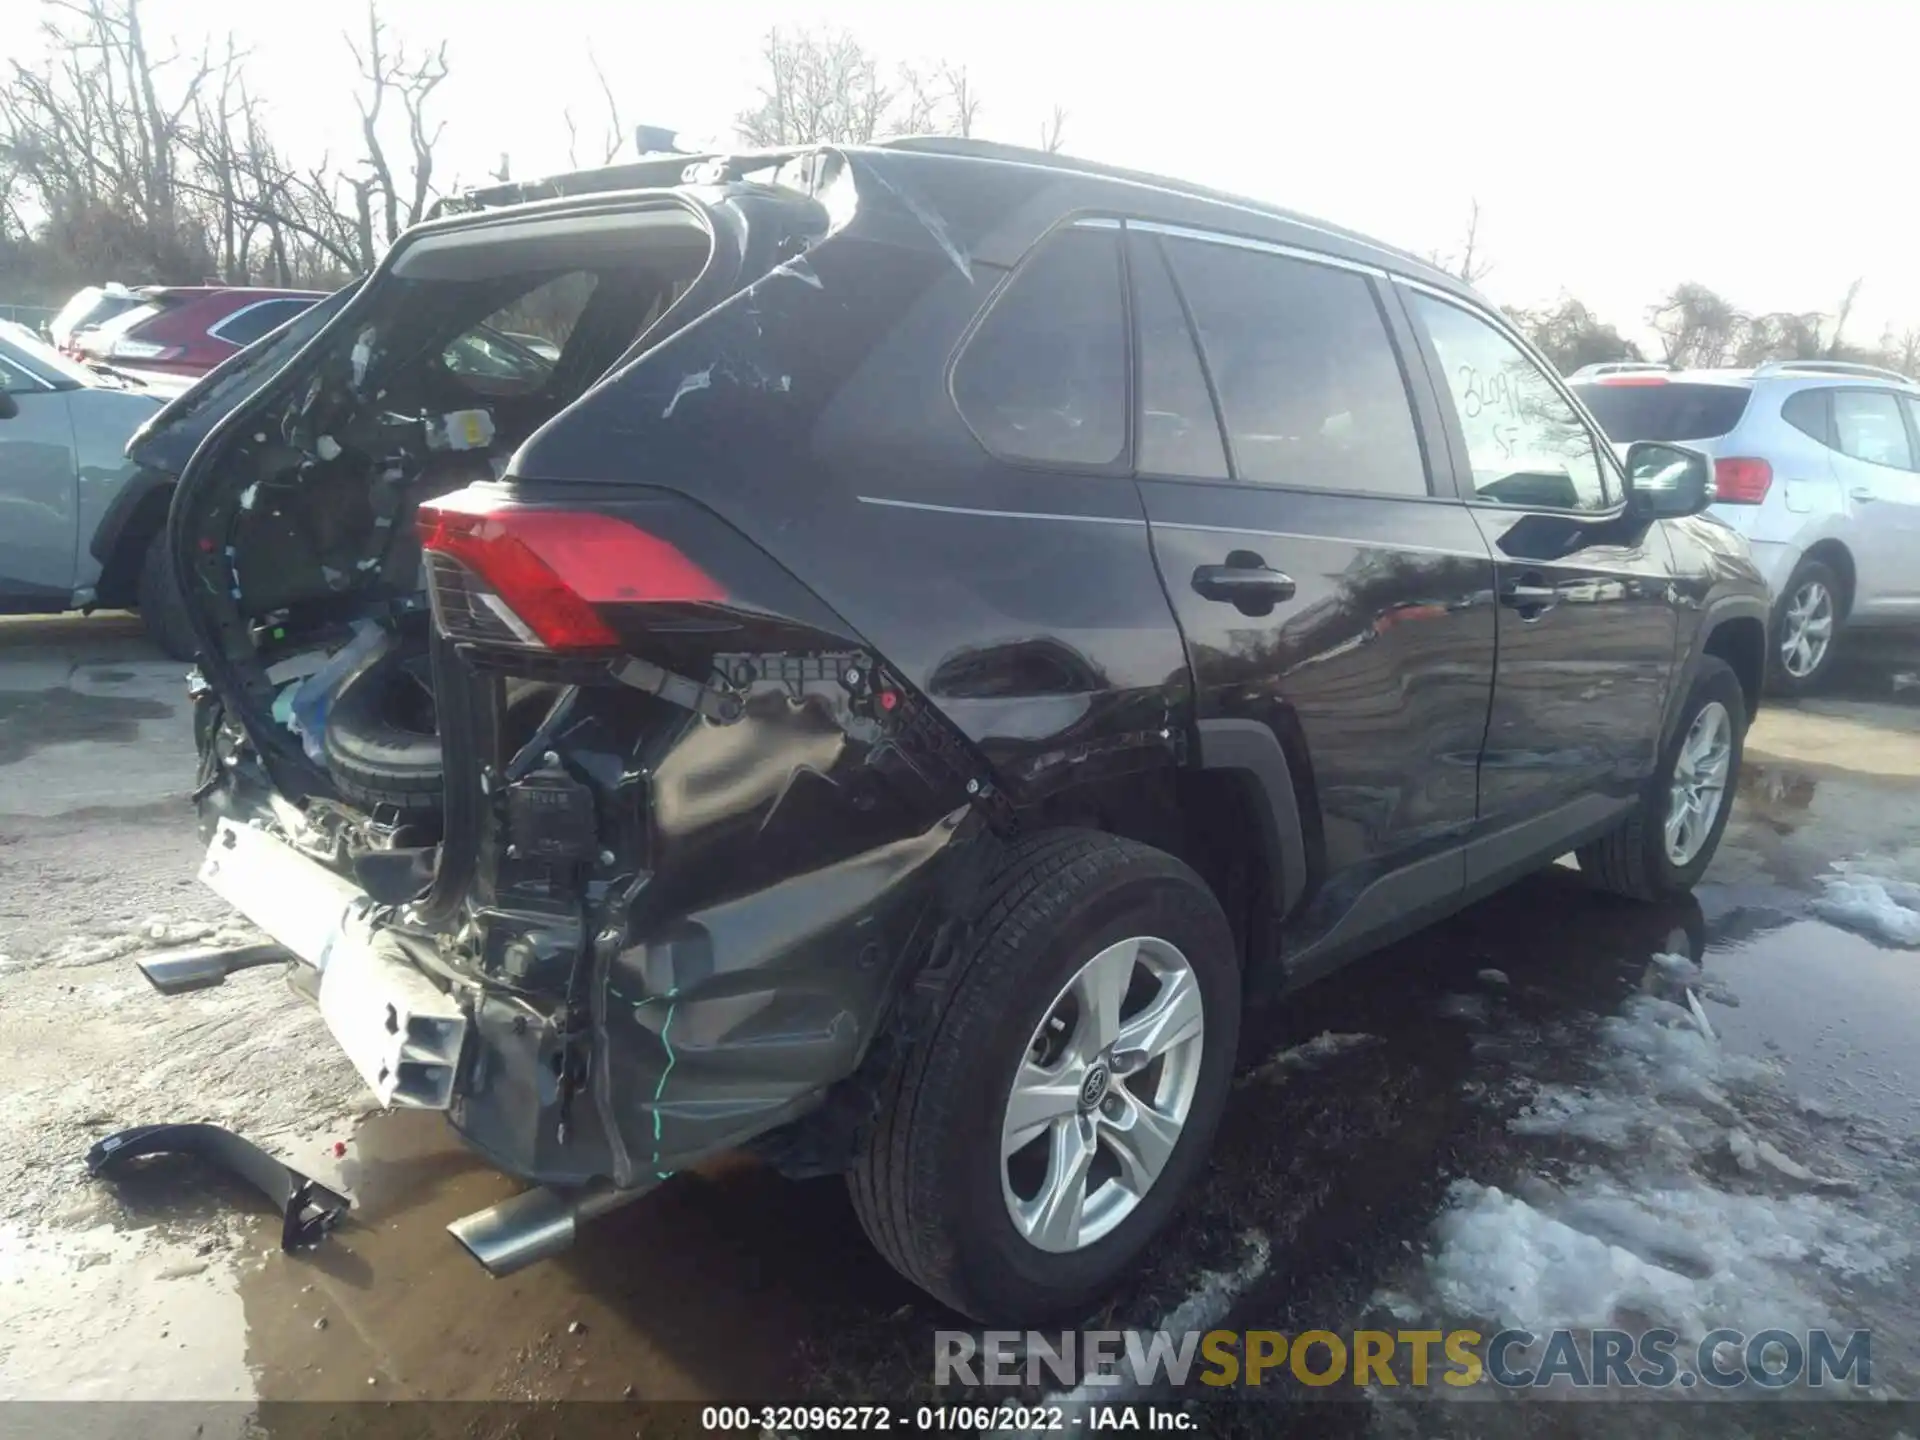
[1626,440,1712,518]
[0,391,18,421]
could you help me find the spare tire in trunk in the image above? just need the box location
[322,648,443,820]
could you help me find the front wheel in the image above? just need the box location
[848,831,1240,1322]
[1579,654,1746,901]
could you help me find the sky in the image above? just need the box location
[23,0,1920,350]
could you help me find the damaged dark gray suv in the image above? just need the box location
[143,139,1770,1323]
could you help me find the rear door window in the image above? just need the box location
[443,272,598,396]
[1160,237,1427,496]
[1129,232,1227,479]
[211,298,316,348]
[952,226,1128,468]
[1831,389,1914,469]
[1571,381,1753,443]
[1412,291,1613,512]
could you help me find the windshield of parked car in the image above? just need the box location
[1572,381,1753,443]
[79,301,164,351]
[0,318,98,387]
[50,286,142,341]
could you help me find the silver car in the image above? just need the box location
[1571,359,1920,693]
[0,319,186,651]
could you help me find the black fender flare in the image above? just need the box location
[88,465,175,582]
[1664,591,1770,744]
[1194,718,1309,915]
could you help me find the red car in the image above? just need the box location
[73,286,326,378]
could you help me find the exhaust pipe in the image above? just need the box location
[447,1182,651,1276]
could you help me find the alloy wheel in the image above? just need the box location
[1000,936,1205,1253]
[1665,700,1733,866]
[1779,580,1834,680]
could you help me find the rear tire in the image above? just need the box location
[847,830,1240,1323]
[1767,557,1843,696]
[1579,655,1745,901]
[136,529,196,661]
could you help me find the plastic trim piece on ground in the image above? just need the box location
[84,1122,351,1251]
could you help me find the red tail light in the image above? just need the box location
[1598,376,1670,386]
[416,498,725,651]
[1712,456,1773,504]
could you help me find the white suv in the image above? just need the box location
[1571,360,1920,693]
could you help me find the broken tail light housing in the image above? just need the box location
[417,496,726,651]
[1712,456,1773,505]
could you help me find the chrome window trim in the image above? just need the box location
[1129,219,1388,280]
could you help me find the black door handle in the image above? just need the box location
[1193,559,1297,614]
[1500,572,1557,617]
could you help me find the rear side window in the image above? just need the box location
[953,227,1127,468]
[1129,233,1227,479]
[212,298,315,348]
[1571,381,1752,443]
[1782,388,1831,445]
[1832,390,1913,469]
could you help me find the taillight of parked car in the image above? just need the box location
[417,495,726,651]
[1712,456,1773,504]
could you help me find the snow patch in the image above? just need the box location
[35,915,258,971]
[1436,992,1491,1023]
[1428,1178,1901,1339]
[1408,935,1902,1356]
[1240,1031,1380,1085]
[1649,949,1739,1005]
[1813,874,1920,947]
[1043,1232,1270,1411]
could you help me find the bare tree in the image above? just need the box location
[1882,326,1920,378]
[1428,198,1491,286]
[941,63,980,138]
[1507,295,1642,374]
[736,28,892,146]
[563,54,626,169]
[1649,282,1745,368]
[591,55,624,164]
[343,0,448,259]
[1735,310,1826,367]
[1826,276,1864,358]
[736,29,1019,146]
[1039,105,1068,153]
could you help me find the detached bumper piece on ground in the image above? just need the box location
[85,1122,351,1251]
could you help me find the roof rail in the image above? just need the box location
[1752,359,1918,385]
[1565,361,1674,379]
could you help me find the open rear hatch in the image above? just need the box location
[156,149,994,1241]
